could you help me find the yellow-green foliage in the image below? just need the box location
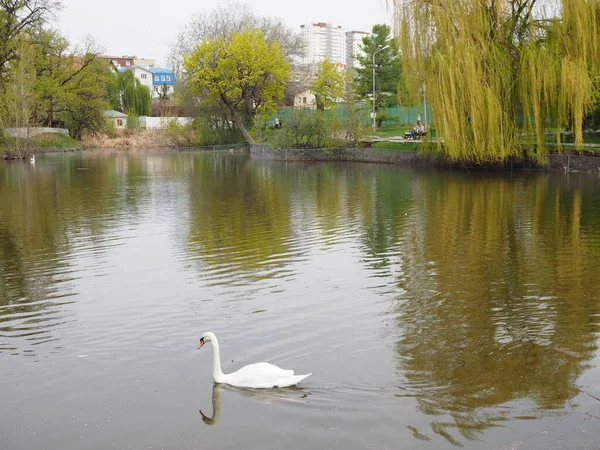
[311,59,345,111]
[395,0,600,163]
[183,29,289,143]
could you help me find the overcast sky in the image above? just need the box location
[57,0,392,66]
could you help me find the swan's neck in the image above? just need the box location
[210,338,226,383]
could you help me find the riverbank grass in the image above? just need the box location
[371,124,413,138]
[1,133,81,158]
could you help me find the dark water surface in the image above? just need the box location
[1,149,600,449]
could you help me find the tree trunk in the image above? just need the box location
[222,96,255,144]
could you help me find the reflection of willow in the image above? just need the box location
[186,155,293,282]
[395,174,600,445]
[199,383,310,426]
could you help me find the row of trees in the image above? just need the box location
[0,1,111,142]
[175,1,599,162]
[172,2,403,146]
[0,0,155,149]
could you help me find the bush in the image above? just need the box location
[376,109,394,129]
[166,121,202,147]
[126,113,139,130]
[166,119,243,147]
[104,119,118,138]
[266,110,342,149]
[338,106,369,146]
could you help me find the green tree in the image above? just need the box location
[0,0,61,83]
[107,69,152,117]
[54,56,112,139]
[29,30,112,138]
[3,38,38,153]
[354,24,403,109]
[395,0,600,163]
[584,77,600,130]
[340,71,368,145]
[311,59,344,111]
[0,17,111,140]
[184,29,289,144]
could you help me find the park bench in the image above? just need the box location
[403,131,428,140]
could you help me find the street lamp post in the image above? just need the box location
[372,44,389,132]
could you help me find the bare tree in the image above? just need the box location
[166,1,304,74]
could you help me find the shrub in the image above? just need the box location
[104,118,118,138]
[267,110,342,149]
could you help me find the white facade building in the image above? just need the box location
[300,22,347,68]
[345,30,369,69]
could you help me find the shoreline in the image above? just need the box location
[4,143,600,174]
[249,145,600,174]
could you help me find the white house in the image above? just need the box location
[104,110,128,128]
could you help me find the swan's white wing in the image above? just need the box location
[235,362,294,379]
[225,362,296,388]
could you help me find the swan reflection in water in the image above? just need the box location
[199,383,310,426]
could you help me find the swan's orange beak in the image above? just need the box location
[198,338,205,349]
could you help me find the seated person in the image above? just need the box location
[409,120,425,139]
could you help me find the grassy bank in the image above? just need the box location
[371,123,413,138]
[1,133,82,158]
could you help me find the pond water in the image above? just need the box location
[1,149,600,449]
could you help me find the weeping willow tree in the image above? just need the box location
[107,69,152,117]
[395,0,600,163]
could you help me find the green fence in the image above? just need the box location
[272,103,434,127]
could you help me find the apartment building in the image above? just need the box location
[345,30,369,69]
[300,22,347,68]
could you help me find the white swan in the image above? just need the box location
[30,154,35,163]
[198,332,311,388]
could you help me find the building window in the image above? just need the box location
[125,61,131,66]
[161,75,165,81]
[166,75,171,81]
[154,75,159,81]
[141,74,147,79]
[117,119,123,127]
[302,97,307,104]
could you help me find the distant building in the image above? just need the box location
[98,54,135,69]
[133,57,156,69]
[148,68,176,98]
[104,110,127,128]
[98,55,157,70]
[346,30,369,69]
[300,22,347,68]
[294,89,317,109]
[118,66,176,99]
